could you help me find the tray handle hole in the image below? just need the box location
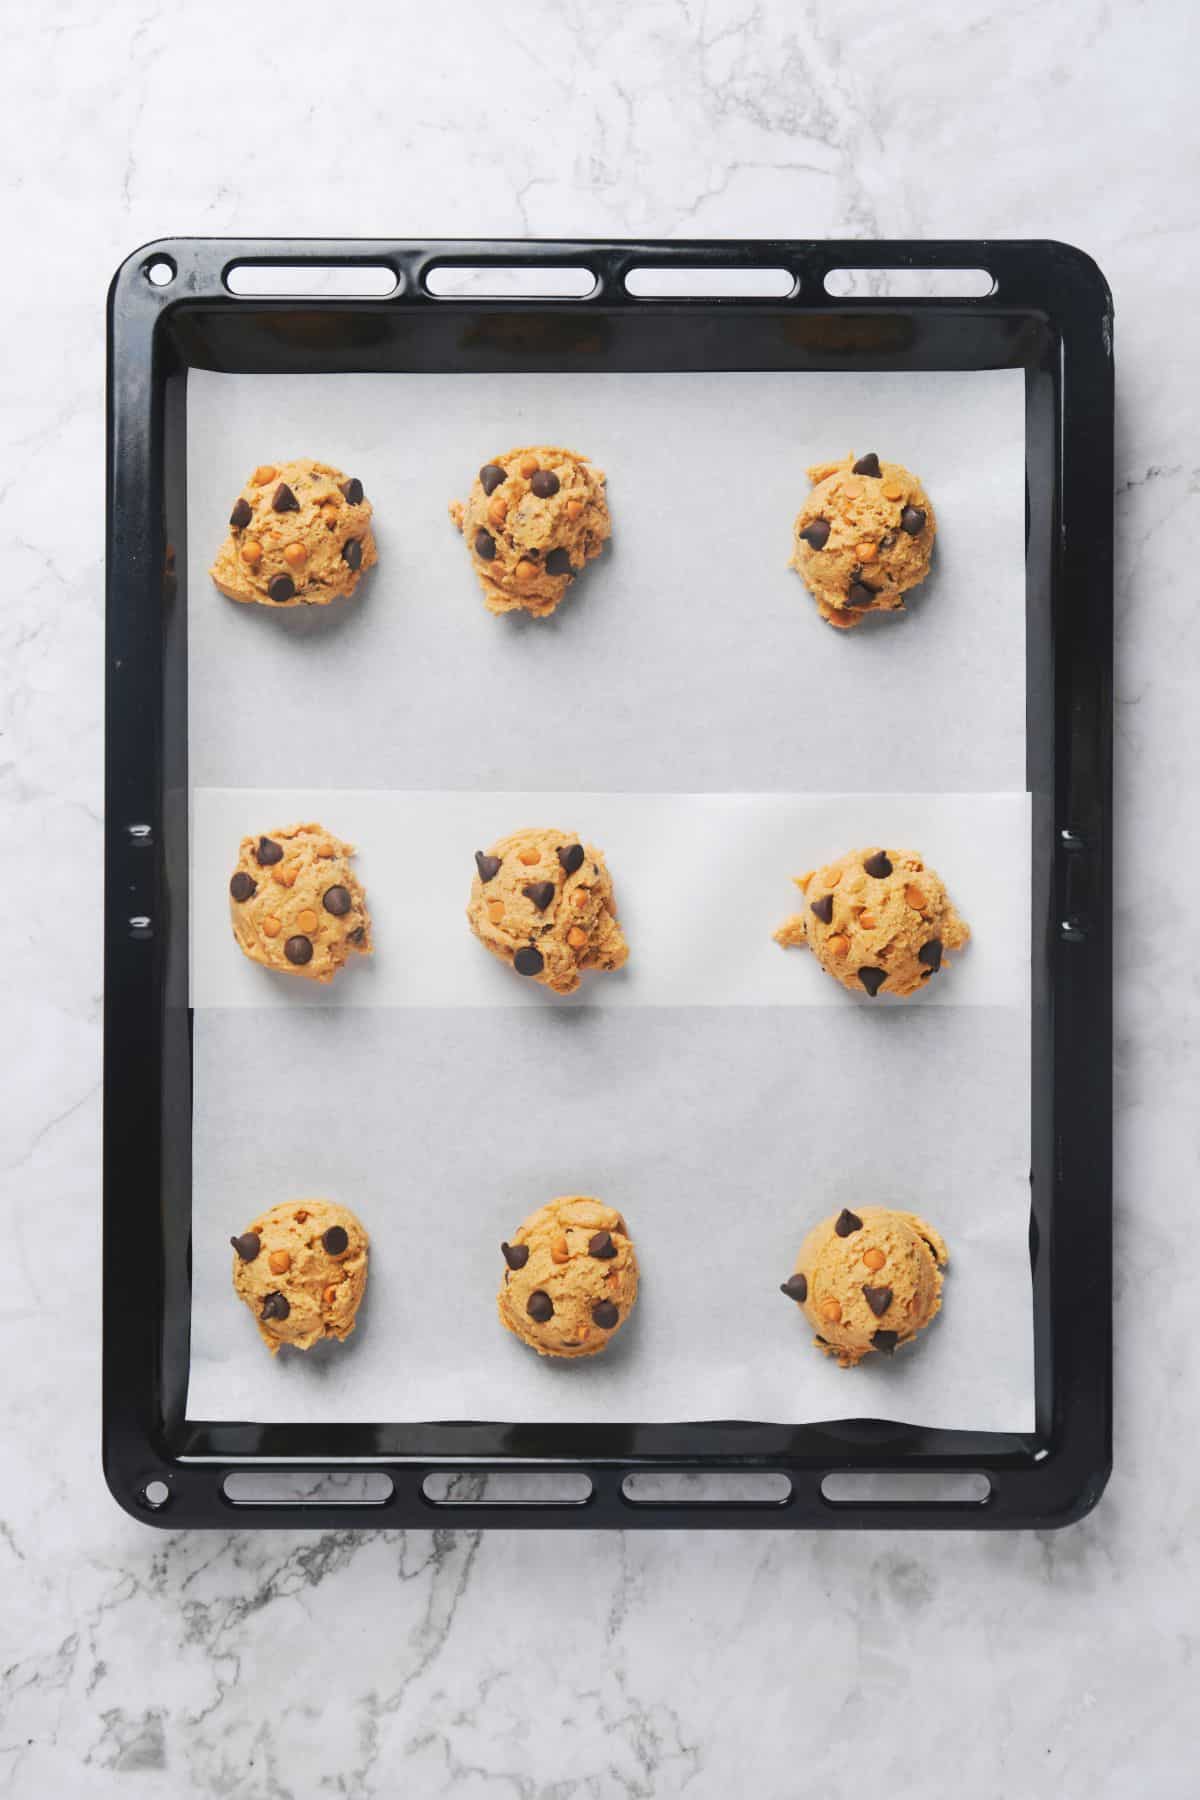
[822,1472,991,1504]
[140,1479,171,1510]
[222,1471,394,1506]
[423,265,596,300]
[225,263,399,298]
[421,1471,592,1506]
[622,1472,792,1505]
[144,257,175,288]
[624,266,795,299]
[823,267,994,299]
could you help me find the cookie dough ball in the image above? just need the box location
[210,459,376,607]
[449,445,610,617]
[780,1206,947,1367]
[774,846,968,998]
[789,452,935,629]
[467,828,628,996]
[231,1199,368,1353]
[497,1197,638,1359]
[229,822,372,983]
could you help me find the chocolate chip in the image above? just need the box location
[479,463,507,495]
[592,1300,619,1329]
[528,469,559,499]
[342,538,363,571]
[900,506,926,536]
[268,574,295,603]
[799,517,831,550]
[872,1330,899,1355]
[918,937,943,972]
[514,945,544,977]
[475,852,502,883]
[526,1290,553,1322]
[284,935,313,966]
[811,894,834,924]
[229,497,252,529]
[780,1273,808,1303]
[880,532,896,549]
[230,1232,260,1261]
[348,926,366,944]
[863,1285,893,1318]
[847,581,877,607]
[256,836,284,865]
[588,1230,617,1260]
[556,843,585,876]
[544,547,572,575]
[834,1209,863,1238]
[857,967,887,997]
[853,453,882,477]
[261,1291,290,1321]
[474,528,496,561]
[322,1225,349,1255]
[322,885,352,916]
[502,1241,530,1270]
[229,871,256,902]
[863,851,893,878]
[339,477,364,505]
[523,882,555,911]
[272,482,300,513]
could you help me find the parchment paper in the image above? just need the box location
[184,366,1032,1430]
[191,788,1029,1010]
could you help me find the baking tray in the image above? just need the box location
[104,238,1112,1530]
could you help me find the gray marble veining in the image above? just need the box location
[2,0,1194,1793]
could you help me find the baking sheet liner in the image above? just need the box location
[191,788,1030,1010]
[185,1003,1034,1430]
[184,364,1032,1430]
[186,368,1026,796]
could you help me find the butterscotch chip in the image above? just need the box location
[268,1249,291,1274]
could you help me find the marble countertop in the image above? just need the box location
[2,0,1190,1793]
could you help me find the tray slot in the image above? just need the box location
[421,1471,593,1507]
[824,267,994,299]
[225,263,399,298]
[623,266,795,299]
[223,1471,394,1506]
[423,263,597,299]
[821,1471,990,1504]
[621,1472,792,1506]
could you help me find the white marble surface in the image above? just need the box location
[1,0,1192,1793]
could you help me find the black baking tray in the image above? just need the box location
[104,238,1112,1530]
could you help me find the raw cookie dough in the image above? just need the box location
[467,827,628,995]
[210,458,376,608]
[231,1199,369,1354]
[497,1197,638,1359]
[449,445,610,617]
[229,822,372,983]
[780,1205,948,1367]
[789,452,935,629]
[774,846,968,998]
